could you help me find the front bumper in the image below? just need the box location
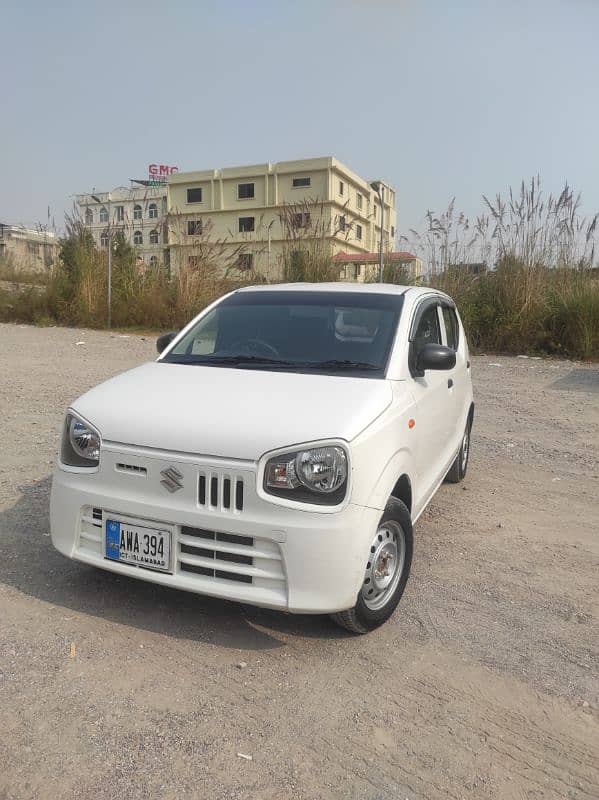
[50,443,380,614]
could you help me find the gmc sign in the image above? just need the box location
[148,164,179,182]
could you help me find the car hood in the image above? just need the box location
[72,362,394,461]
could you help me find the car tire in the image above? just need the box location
[331,497,413,634]
[445,418,472,483]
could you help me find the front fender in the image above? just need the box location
[349,381,416,511]
[363,448,413,511]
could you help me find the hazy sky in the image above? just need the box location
[2,0,598,237]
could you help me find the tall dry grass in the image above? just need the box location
[1,177,597,359]
[393,177,599,359]
[0,216,258,330]
[279,198,349,282]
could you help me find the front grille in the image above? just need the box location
[178,526,285,589]
[198,471,244,512]
[116,463,147,476]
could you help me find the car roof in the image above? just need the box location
[236,282,444,298]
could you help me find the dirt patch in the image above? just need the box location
[0,324,597,800]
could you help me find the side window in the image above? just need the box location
[442,306,460,350]
[413,304,441,353]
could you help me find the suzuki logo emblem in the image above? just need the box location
[160,466,184,493]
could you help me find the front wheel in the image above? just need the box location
[331,498,413,634]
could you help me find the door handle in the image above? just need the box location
[448,378,454,388]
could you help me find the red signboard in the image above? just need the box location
[148,164,179,183]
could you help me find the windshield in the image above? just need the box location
[161,290,405,377]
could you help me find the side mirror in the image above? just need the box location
[156,331,178,354]
[415,343,456,374]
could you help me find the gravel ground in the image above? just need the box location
[0,322,598,800]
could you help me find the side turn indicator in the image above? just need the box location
[408,419,415,429]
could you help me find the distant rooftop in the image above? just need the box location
[0,222,57,239]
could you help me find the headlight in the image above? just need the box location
[61,412,101,467]
[264,446,348,505]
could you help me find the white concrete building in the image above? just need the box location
[76,185,167,265]
[0,223,59,272]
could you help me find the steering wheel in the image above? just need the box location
[228,338,280,358]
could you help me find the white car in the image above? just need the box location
[51,283,473,633]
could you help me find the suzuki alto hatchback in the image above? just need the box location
[51,283,474,633]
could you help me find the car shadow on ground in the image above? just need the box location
[0,477,350,651]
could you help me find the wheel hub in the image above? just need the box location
[361,521,406,611]
[372,543,396,589]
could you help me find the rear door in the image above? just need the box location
[408,297,454,510]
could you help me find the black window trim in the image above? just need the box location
[440,302,460,350]
[408,295,444,377]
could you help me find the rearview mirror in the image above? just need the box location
[415,343,456,374]
[156,331,178,354]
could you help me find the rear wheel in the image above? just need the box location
[331,498,413,634]
[445,419,471,483]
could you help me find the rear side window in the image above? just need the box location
[413,305,441,352]
[442,307,460,350]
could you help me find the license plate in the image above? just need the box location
[105,519,171,572]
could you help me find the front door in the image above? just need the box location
[408,300,455,513]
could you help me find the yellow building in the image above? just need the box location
[166,157,397,279]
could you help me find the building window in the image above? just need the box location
[100,232,108,247]
[339,180,344,196]
[391,226,395,238]
[133,230,143,245]
[187,187,203,204]
[237,253,254,270]
[239,216,255,232]
[356,193,363,210]
[339,215,346,232]
[188,255,199,268]
[84,208,93,224]
[116,205,124,222]
[293,212,311,229]
[149,229,159,244]
[187,220,203,236]
[356,223,362,240]
[148,203,158,219]
[27,242,40,255]
[133,204,142,220]
[149,255,158,266]
[99,207,108,223]
[238,183,255,200]
[292,176,311,188]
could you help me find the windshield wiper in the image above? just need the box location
[299,359,381,371]
[168,355,296,367]
[167,355,381,371]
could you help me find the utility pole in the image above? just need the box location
[370,181,385,283]
[92,192,112,327]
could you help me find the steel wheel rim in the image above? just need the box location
[361,520,406,611]
[461,428,470,472]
